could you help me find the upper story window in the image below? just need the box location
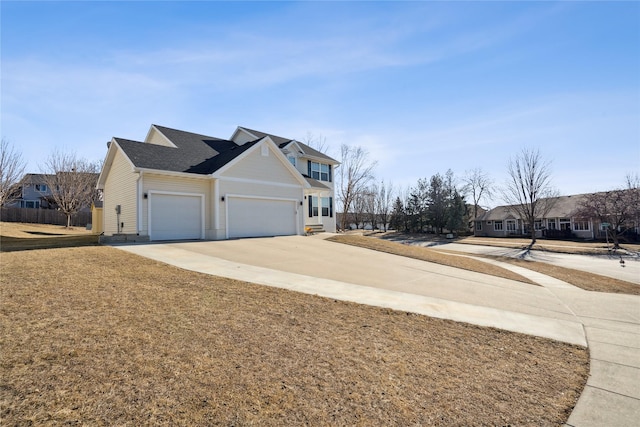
[35,184,48,192]
[309,161,331,182]
[287,155,296,167]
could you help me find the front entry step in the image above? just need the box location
[305,224,325,234]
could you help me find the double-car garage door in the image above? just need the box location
[149,192,297,241]
[227,196,297,239]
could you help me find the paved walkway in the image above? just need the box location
[114,235,639,427]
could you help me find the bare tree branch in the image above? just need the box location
[0,138,26,207]
[462,167,494,221]
[337,144,377,231]
[375,180,394,231]
[301,132,329,154]
[501,148,558,246]
[577,175,640,249]
[40,149,100,228]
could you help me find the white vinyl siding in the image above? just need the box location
[145,127,176,147]
[220,144,300,185]
[103,148,138,235]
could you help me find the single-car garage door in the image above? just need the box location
[150,192,203,241]
[228,197,297,239]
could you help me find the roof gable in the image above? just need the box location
[213,136,309,187]
[236,126,339,164]
[145,125,177,147]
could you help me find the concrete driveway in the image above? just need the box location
[115,234,640,426]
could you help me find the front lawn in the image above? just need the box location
[0,247,588,425]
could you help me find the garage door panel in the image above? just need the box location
[228,197,296,239]
[150,193,203,241]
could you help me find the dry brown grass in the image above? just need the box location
[1,247,588,425]
[466,254,640,296]
[458,236,640,255]
[328,234,538,286]
[0,222,98,252]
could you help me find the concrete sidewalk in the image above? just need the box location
[114,235,640,427]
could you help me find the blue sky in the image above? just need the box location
[2,1,639,205]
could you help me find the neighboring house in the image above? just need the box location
[6,174,55,209]
[474,192,634,240]
[97,124,339,241]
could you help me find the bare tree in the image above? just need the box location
[301,132,329,154]
[501,148,558,247]
[337,144,377,231]
[351,191,367,229]
[363,184,377,230]
[577,174,640,249]
[375,180,394,231]
[462,167,494,221]
[0,138,26,207]
[40,149,100,228]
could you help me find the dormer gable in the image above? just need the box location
[230,127,259,146]
[144,125,177,148]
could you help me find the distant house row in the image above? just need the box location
[474,192,638,241]
[6,173,56,209]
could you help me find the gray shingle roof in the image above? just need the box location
[303,175,331,190]
[238,126,338,163]
[115,125,259,175]
[478,194,592,221]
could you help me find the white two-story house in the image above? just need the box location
[97,124,339,241]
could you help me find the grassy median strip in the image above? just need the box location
[458,236,640,255]
[1,246,588,425]
[0,234,99,252]
[327,234,537,286]
[457,253,640,296]
[0,222,99,252]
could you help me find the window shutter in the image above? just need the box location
[328,165,332,182]
[329,197,333,218]
[308,197,312,218]
[307,160,311,177]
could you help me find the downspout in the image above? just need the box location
[137,171,143,234]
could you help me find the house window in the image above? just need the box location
[534,220,543,230]
[321,197,333,217]
[309,196,319,217]
[308,161,331,182]
[35,184,47,192]
[547,219,557,230]
[573,220,590,231]
[559,218,571,230]
[494,221,503,231]
[506,220,517,232]
[287,155,296,167]
[476,222,482,231]
[22,200,40,209]
[321,164,330,181]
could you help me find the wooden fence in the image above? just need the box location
[1,208,92,227]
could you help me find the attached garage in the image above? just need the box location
[149,192,204,241]
[227,196,298,239]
